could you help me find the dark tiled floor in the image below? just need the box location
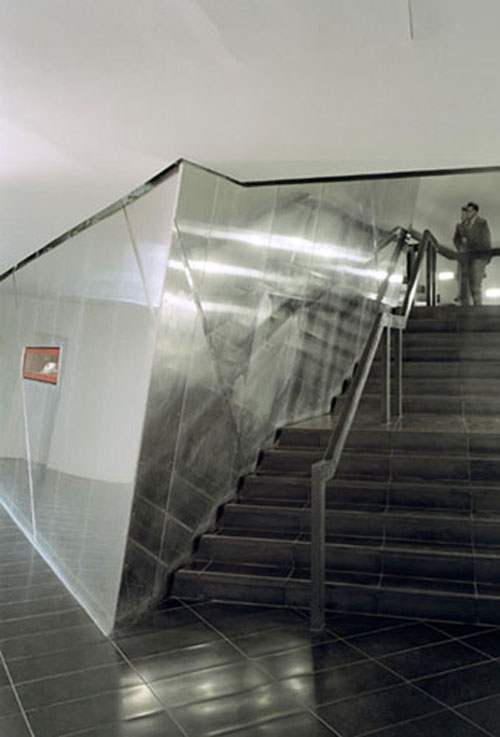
[4,507,500,736]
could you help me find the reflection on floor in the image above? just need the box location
[3,507,500,736]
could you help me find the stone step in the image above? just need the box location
[258,447,500,482]
[359,393,500,415]
[401,345,500,361]
[404,332,500,347]
[364,377,500,398]
[410,305,500,320]
[240,476,500,515]
[371,360,500,378]
[279,426,500,455]
[220,503,500,548]
[196,533,500,586]
[173,566,500,624]
[407,317,500,333]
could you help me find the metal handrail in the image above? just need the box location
[376,226,406,253]
[310,228,431,631]
[410,228,500,262]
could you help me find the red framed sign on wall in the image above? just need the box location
[22,347,61,385]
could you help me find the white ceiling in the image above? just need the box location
[2,0,500,273]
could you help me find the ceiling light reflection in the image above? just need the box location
[167,259,263,280]
[179,223,369,264]
[163,292,254,317]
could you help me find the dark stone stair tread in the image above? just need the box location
[226,502,500,524]
[238,497,472,516]
[261,448,500,461]
[209,530,500,559]
[203,532,500,562]
[203,561,294,578]
[291,568,475,595]
[248,475,500,491]
[362,392,500,404]
[175,567,497,601]
[216,527,299,541]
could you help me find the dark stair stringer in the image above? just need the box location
[173,305,500,625]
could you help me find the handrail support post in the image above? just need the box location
[381,324,391,424]
[426,241,438,307]
[310,464,326,632]
[394,327,403,417]
[431,247,437,306]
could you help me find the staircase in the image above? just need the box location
[173,305,500,624]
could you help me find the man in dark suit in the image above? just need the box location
[453,206,468,302]
[455,201,491,306]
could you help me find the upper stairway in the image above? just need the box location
[173,305,500,624]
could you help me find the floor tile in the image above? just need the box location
[150,660,272,707]
[324,612,409,637]
[280,659,403,707]
[0,569,55,591]
[114,622,223,660]
[0,713,32,737]
[0,558,51,577]
[0,683,21,717]
[171,682,299,737]
[8,641,125,684]
[113,607,200,638]
[416,660,500,705]
[17,662,143,711]
[231,623,333,658]
[132,639,243,682]
[53,712,185,737]
[429,621,497,638]
[27,684,163,737]
[0,664,9,688]
[362,708,489,736]
[0,607,93,640]
[255,638,367,679]
[347,622,447,657]
[458,693,500,736]
[0,594,78,621]
[1,623,106,662]
[191,602,305,637]
[221,710,337,737]
[316,683,440,737]
[0,580,70,605]
[378,640,489,680]
[462,629,500,657]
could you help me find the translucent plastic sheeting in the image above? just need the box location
[119,162,420,621]
[0,173,180,633]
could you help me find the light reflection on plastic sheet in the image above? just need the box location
[0,174,180,634]
[119,162,419,621]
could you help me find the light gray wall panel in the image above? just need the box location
[0,172,180,633]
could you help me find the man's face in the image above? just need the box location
[466,206,477,219]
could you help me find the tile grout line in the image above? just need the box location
[355,706,458,737]
[0,649,36,737]
[322,625,498,737]
[182,600,345,736]
[355,705,481,737]
[94,632,192,737]
[0,604,84,628]
[182,603,494,731]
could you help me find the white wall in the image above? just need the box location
[0,173,180,633]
